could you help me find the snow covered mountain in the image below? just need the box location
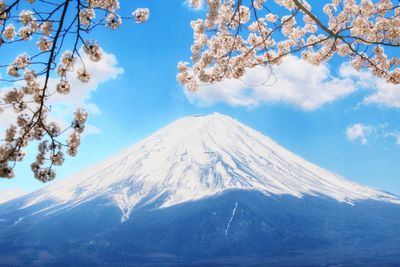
[0,113,399,266]
[9,113,399,221]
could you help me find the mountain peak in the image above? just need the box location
[167,112,236,130]
[14,113,400,222]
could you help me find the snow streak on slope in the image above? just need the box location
[225,201,238,236]
[13,113,400,221]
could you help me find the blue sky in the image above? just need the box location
[1,0,399,195]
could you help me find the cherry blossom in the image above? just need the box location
[0,0,150,181]
[178,0,399,92]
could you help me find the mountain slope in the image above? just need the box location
[1,190,400,266]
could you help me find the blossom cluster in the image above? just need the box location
[178,0,399,92]
[0,0,150,181]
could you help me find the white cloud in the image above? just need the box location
[346,123,373,145]
[363,80,400,108]
[0,50,123,133]
[186,56,358,111]
[185,55,400,111]
[338,64,400,108]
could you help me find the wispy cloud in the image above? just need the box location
[346,123,400,146]
[385,131,400,145]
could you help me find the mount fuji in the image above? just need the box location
[0,113,399,266]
